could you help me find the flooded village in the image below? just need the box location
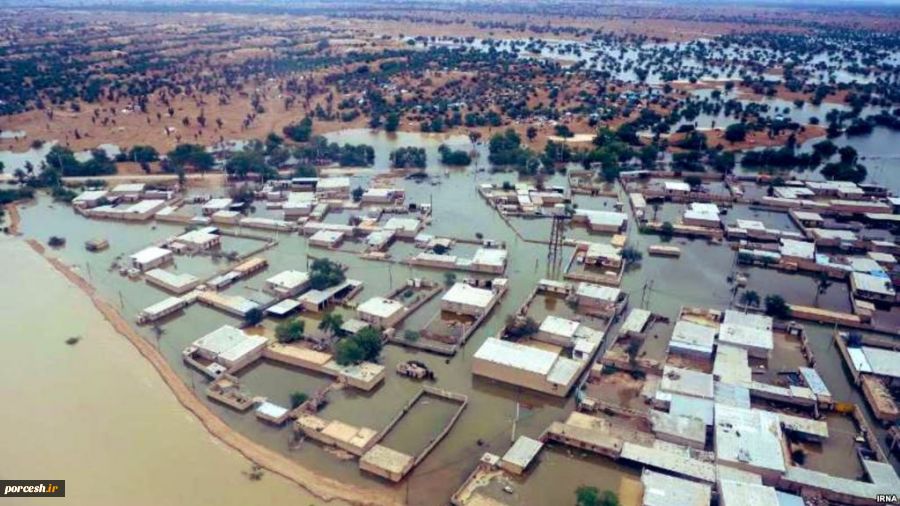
[2,1,900,505]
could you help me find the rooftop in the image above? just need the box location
[714,404,786,474]
[474,338,558,376]
[539,315,581,339]
[576,282,621,302]
[266,270,310,290]
[358,296,405,319]
[718,480,779,506]
[501,436,543,470]
[660,366,714,400]
[670,320,717,355]
[640,469,711,506]
[443,283,495,308]
[130,246,172,264]
[472,248,508,267]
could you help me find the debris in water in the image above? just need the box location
[65,336,81,346]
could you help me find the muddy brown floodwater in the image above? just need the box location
[0,236,344,506]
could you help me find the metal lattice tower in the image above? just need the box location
[548,215,566,261]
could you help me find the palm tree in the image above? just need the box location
[814,272,831,306]
[318,312,344,338]
[739,290,761,311]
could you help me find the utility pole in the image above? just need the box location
[511,399,520,443]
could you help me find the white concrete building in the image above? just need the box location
[714,404,787,479]
[202,198,233,216]
[719,310,774,359]
[309,229,345,248]
[574,282,621,316]
[441,283,496,317]
[130,246,174,271]
[471,248,508,274]
[683,203,721,228]
[264,270,310,298]
[356,297,406,328]
[383,217,422,238]
[472,337,581,397]
[669,320,717,358]
[641,469,711,506]
[188,325,267,372]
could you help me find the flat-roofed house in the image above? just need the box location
[683,203,721,228]
[171,229,221,252]
[383,217,422,238]
[109,183,145,201]
[72,190,109,209]
[664,181,691,197]
[641,469,712,506]
[471,248,508,274]
[356,297,406,329]
[500,436,544,475]
[669,319,717,358]
[264,270,310,298]
[720,310,774,359]
[130,246,174,271]
[144,269,200,294]
[366,229,396,251]
[574,210,628,233]
[441,283,496,317]
[714,404,787,481]
[315,177,350,198]
[188,325,267,372]
[362,188,404,204]
[309,229,345,248]
[574,282,621,316]
[202,198,233,216]
[850,272,896,303]
[472,337,580,396]
[536,315,582,347]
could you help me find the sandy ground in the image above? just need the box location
[23,236,404,506]
[670,123,827,152]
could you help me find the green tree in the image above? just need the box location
[443,272,457,287]
[243,307,263,327]
[290,391,309,409]
[385,113,400,133]
[724,123,748,143]
[225,149,267,178]
[660,221,675,241]
[318,312,344,337]
[764,294,790,319]
[739,290,761,309]
[309,258,346,290]
[275,318,305,343]
[128,145,160,163]
[354,327,383,362]
[283,117,313,142]
[576,486,619,506]
[167,144,214,172]
[335,338,365,365]
[351,186,364,202]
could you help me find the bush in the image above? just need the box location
[275,318,305,343]
[764,294,790,320]
[290,392,309,409]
